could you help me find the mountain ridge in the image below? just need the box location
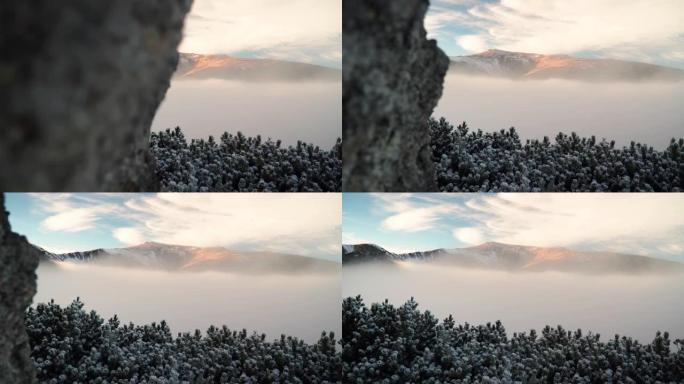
[175,53,341,82]
[39,242,339,275]
[342,242,684,274]
[449,49,684,82]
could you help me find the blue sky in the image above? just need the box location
[426,0,684,69]
[5,193,341,262]
[6,194,129,252]
[343,194,473,253]
[180,0,341,68]
[343,193,684,262]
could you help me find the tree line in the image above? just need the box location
[343,296,684,383]
[27,299,341,383]
[151,128,341,192]
[430,117,683,192]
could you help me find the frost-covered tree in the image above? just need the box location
[150,127,342,192]
[430,117,684,192]
[27,299,341,383]
[343,296,684,383]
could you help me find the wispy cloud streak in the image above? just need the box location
[181,0,341,67]
[427,0,684,68]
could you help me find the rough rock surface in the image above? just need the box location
[0,194,40,383]
[0,0,192,191]
[342,0,449,191]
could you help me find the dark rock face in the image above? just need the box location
[343,244,396,264]
[342,0,449,191]
[0,0,192,191]
[0,194,40,383]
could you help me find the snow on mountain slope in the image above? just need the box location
[175,53,341,82]
[451,49,541,77]
[449,49,684,81]
[342,243,439,264]
[39,242,338,275]
[343,241,684,274]
[39,246,106,263]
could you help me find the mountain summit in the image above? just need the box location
[449,49,684,81]
[175,53,341,82]
[342,242,684,274]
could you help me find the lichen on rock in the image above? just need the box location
[0,0,192,191]
[342,0,449,191]
[0,194,40,383]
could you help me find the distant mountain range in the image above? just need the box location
[38,242,338,275]
[342,242,684,274]
[449,49,684,82]
[175,53,341,82]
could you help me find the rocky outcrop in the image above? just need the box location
[0,0,192,191]
[0,194,40,383]
[342,0,449,191]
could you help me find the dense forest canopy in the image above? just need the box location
[430,117,684,192]
[151,128,342,192]
[343,296,684,383]
[27,299,341,383]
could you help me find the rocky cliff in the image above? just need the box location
[0,194,40,383]
[0,0,192,191]
[342,0,449,191]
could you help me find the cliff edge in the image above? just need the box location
[342,0,449,191]
[0,0,192,191]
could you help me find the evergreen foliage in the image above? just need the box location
[27,299,341,383]
[430,117,684,192]
[150,128,342,192]
[343,296,684,383]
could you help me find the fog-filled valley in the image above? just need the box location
[36,260,341,344]
[152,79,341,148]
[434,74,684,148]
[5,190,344,382]
[343,262,684,343]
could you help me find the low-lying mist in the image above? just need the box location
[343,263,684,343]
[36,263,341,343]
[434,74,684,148]
[152,79,341,148]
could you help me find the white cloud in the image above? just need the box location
[36,194,116,232]
[30,193,74,213]
[114,194,341,261]
[375,194,459,233]
[453,226,484,245]
[30,193,341,262]
[427,2,490,38]
[364,193,684,259]
[382,207,448,232]
[457,35,488,52]
[180,0,341,66]
[428,0,684,66]
[426,9,469,39]
[41,209,98,232]
[465,194,684,257]
[113,227,145,245]
[371,193,416,213]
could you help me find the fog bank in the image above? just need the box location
[152,79,341,148]
[344,263,684,343]
[434,75,684,148]
[36,263,341,343]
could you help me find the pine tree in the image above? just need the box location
[150,127,342,192]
